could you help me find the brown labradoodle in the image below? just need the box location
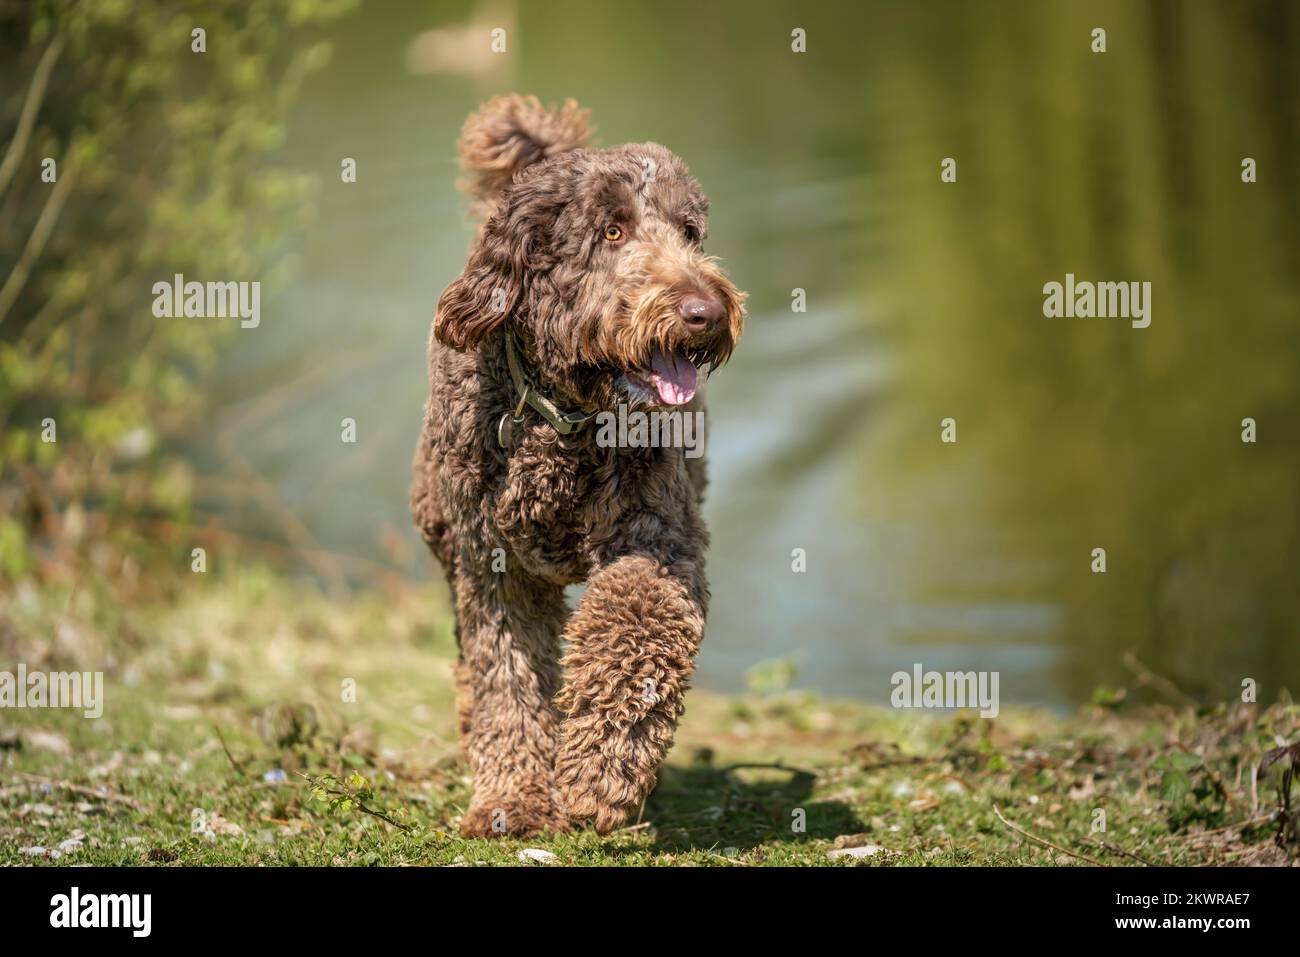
[411,95,746,837]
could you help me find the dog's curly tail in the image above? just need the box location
[456,94,593,214]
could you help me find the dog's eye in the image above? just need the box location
[603,224,623,242]
[684,224,701,244]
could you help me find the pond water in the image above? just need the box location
[200,0,1300,708]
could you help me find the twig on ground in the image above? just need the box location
[1152,815,1274,845]
[992,804,1106,867]
[1088,838,1161,867]
[214,725,249,776]
[705,850,752,866]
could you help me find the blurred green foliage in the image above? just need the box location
[0,0,355,581]
[745,657,799,697]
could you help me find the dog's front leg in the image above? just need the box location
[554,552,707,833]
[454,567,570,838]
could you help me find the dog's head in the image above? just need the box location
[435,95,745,412]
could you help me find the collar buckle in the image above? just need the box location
[501,331,597,444]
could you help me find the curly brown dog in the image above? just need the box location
[411,95,745,837]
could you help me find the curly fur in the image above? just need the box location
[457,94,593,218]
[412,95,745,836]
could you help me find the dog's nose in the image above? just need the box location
[679,295,725,332]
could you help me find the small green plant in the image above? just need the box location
[303,770,413,833]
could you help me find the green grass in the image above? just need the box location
[1,571,1296,867]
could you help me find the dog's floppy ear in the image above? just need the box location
[457,94,592,215]
[438,96,584,350]
[433,219,519,351]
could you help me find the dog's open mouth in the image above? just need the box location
[623,347,699,406]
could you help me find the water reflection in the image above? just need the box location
[199,0,1300,707]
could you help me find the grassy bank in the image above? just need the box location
[1,572,1296,866]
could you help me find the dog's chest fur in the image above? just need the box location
[492,428,690,584]
[428,339,702,586]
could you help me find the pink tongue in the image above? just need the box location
[646,349,698,405]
